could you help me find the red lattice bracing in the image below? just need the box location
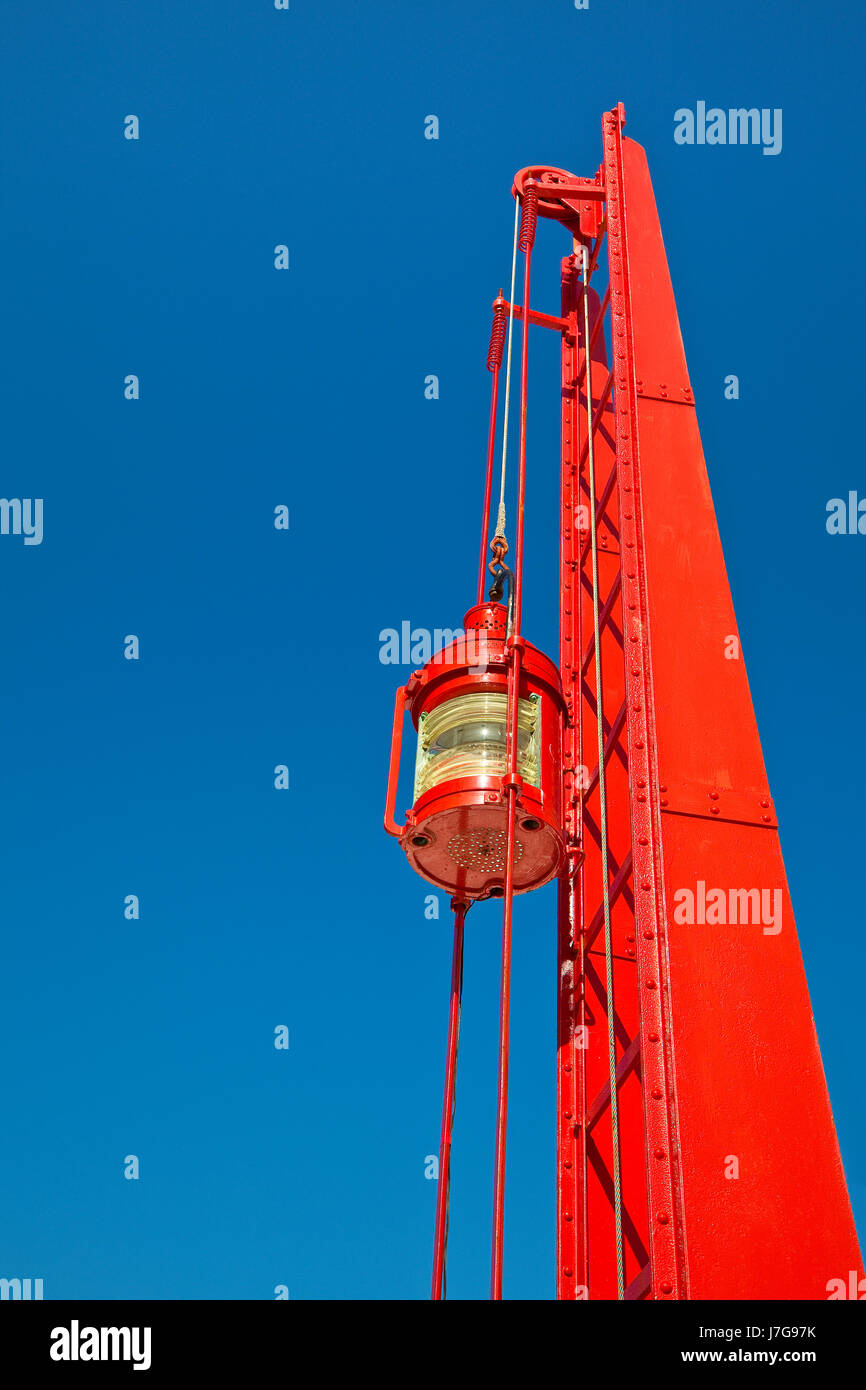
[550,104,862,1300]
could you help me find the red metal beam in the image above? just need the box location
[552,102,863,1300]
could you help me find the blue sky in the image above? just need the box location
[0,0,863,1299]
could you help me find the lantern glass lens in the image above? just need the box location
[413,692,540,798]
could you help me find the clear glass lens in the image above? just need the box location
[414,692,540,798]
[431,720,531,753]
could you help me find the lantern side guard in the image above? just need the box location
[384,684,409,839]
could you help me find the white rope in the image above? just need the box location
[495,199,520,539]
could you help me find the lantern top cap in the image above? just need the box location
[463,602,508,635]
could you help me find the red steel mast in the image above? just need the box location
[386,102,862,1299]
[551,103,861,1299]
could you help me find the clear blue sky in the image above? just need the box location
[1,0,863,1300]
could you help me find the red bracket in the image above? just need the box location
[384,686,409,838]
[658,779,777,828]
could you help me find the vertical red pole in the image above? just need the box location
[490,777,518,1301]
[557,250,585,1298]
[477,295,507,605]
[490,186,535,1300]
[431,901,467,1300]
[601,105,685,1300]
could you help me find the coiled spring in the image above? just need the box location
[487,298,508,372]
[518,184,538,253]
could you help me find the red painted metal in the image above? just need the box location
[477,296,507,605]
[491,185,539,1299]
[431,901,466,1300]
[386,102,864,1301]
[607,110,859,1298]
[384,682,408,840]
[384,603,565,901]
[557,250,586,1297]
[548,103,862,1299]
[490,768,517,1301]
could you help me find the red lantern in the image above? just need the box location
[385,602,564,900]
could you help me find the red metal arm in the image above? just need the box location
[384,686,409,838]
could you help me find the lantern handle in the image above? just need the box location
[384,685,409,838]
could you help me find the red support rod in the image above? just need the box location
[490,772,518,1300]
[431,901,467,1300]
[477,295,507,604]
[557,251,584,1298]
[511,183,536,639]
[490,184,536,1300]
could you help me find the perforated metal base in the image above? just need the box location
[403,801,563,900]
[447,826,524,873]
